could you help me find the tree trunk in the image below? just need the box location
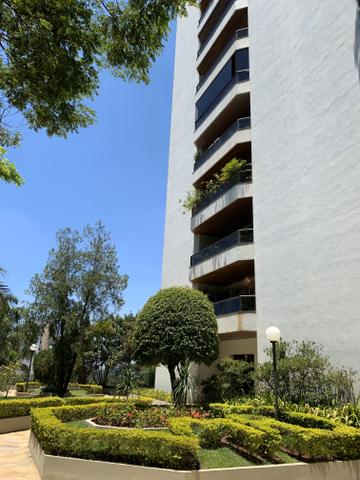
[167,363,177,395]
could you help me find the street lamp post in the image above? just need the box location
[26,343,38,392]
[265,326,281,420]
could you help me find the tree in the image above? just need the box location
[0,0,196,185]
[256,340,356,406]
[83,313,136,387]
[133,287,219,394]
[0,362,21,397]
[27,220,128,396]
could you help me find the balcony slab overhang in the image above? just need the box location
[218,312,257,335]
[189,243,254,282]
[197,0,248,69]
[194,129,251,183]
[198,0,218,34]
[191,183,253,232]
[194,85,250,145]
[196,37,249,99]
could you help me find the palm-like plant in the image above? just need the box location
[0,267,10,297]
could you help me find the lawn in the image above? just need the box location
[199,448,254,469]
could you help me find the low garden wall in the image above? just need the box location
[0,415,30,434]
[29,432,360,480]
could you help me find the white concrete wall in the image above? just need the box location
[249,0,360,372]
[156,8,199,391]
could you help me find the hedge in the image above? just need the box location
[0,396,151,419]
[16,382,41,392]
[229,413,360,460]
[69,383,103,394]
[31,403,200,470]
[137,388,172,403]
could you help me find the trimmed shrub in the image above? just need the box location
[16,382,41,392]
[0,397,63,419]
[68,383,103,394]
[31,404,200,470]
[0,395,151,419]
[137,388,172,403]
[209,403,255,417]
[168,417,201,436]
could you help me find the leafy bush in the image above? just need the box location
[94,404,180,428]
[33,350,55,386]
[257,340,357,406]
[0,363,22,396]
[16,381,41,392]
[202,357,254,402]
[288,402,360,428]
[31,404,200,470]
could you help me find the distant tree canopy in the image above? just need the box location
[0,0,197,185]
[27,220,128,396]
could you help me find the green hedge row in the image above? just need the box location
[0,396,151,419]
[216,407,360,460]
[68,383,103,394]
[31,403,200,470]
[16,382,41,392]
[137,388,172,403]
[168,415,280,456]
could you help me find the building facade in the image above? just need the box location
[156,0,360,390]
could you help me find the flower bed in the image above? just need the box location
[29,401,360,472]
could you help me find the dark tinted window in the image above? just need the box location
[195,48,249,121]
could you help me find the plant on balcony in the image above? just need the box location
[183,158,248,211]
[133,287,219,403]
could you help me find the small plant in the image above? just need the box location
[183,158,248,211]
[173,359,200,407]
[0,362,21,397]
[116,364,139,399]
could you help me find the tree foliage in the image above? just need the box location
[0,0,196,183]
[27,220,128,396]
[83,313,136,386]
[133,287,219,393]
[256,340,357,407]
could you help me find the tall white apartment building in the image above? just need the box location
[156,0,360,390]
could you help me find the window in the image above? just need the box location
[233,354,255,363]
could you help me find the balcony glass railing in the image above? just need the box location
[197,0,236,58]
[214,294,256,316]
[198,0,215,26]
[195,71,250,130]
[194,116,251,172]
[196,29,249,93]
[192,168,252,215]
[190,228,253,267]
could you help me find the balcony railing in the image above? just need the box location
[192,168,252,215]
[190,228,253,267]
[198,0,215,26]
[214,295,256,316]
[195,71,250,130]
[196,28,249,93]
[194,116,251,172]
[197,0,236,58]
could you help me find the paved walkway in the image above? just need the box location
[0,430,40,479]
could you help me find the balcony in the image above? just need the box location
[195,71,249,131]
[196,28,249,94]
[198,0,237,58]
[192,168,252,216]
[191,228,253,267]
[198,0,216,26]
[194,118,251,172]
[214,294,256,316]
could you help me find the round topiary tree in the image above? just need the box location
[133,287,219,394]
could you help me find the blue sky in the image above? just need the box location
[0,25,177,315]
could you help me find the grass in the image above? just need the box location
[274,450,301,464]
[199,448,254,469]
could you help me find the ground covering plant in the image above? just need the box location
[133,287,218,399]
[183,158,248,211]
